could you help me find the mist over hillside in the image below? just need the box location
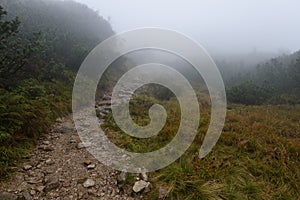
[74,0,300,54]
[0,1,299,199]
[0,0,114,70]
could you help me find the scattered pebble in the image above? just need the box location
[84,160,91,165]
[22,191,31,200]
[30,190,36,195]
[87,164,96,169]
[45,159,54,165]
[83,179,95,188]
[36,186,45,192]
[133,180,150,193]
[141,172,148,181]
[23,165,32,171]
[158,187,169,199]
[77,142,91,149]
[1,102,144,199]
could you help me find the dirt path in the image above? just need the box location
[0,113,144,200]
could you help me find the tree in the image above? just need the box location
[291,58,300,86]
[0,6,39,85]
[227,81,273,105]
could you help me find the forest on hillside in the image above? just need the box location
[226,50,300,105]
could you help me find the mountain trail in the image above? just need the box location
[0,98,144,200]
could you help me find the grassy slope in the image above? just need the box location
[0,77,73,179]
[102,95,300,199]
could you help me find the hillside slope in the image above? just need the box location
[0,0,115,179]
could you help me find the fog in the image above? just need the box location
[73,0,300,55]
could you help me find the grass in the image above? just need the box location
[0,137,33,180]
[102,94,300,199]
[0,78,73,180]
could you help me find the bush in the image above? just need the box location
[0,79,71,142]
[227,81,273,105]
[138,84,175,101]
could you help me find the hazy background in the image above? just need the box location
[73,0,300,55]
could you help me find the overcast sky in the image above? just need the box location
[73,0,300,54]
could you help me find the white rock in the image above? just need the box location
[141,172,148,181]
[77,143,85,149]
[87,164,96,169]
[46,159,54,165]
[77,142,91,149]
[117,172,127,182]
[36,186,45,192]
[133,180,150,193]
[23,165,32,171]
[83,179,95,188]
[30,190,36,195]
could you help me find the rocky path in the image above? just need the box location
[0,101,146,200]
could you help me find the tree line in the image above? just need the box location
[227,50,300,105]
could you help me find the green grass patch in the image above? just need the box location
[103,94,300,199]
[0,137,33,180]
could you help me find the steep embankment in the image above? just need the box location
[0,0,116,180]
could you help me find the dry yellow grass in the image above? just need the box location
[103,95,300,199]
